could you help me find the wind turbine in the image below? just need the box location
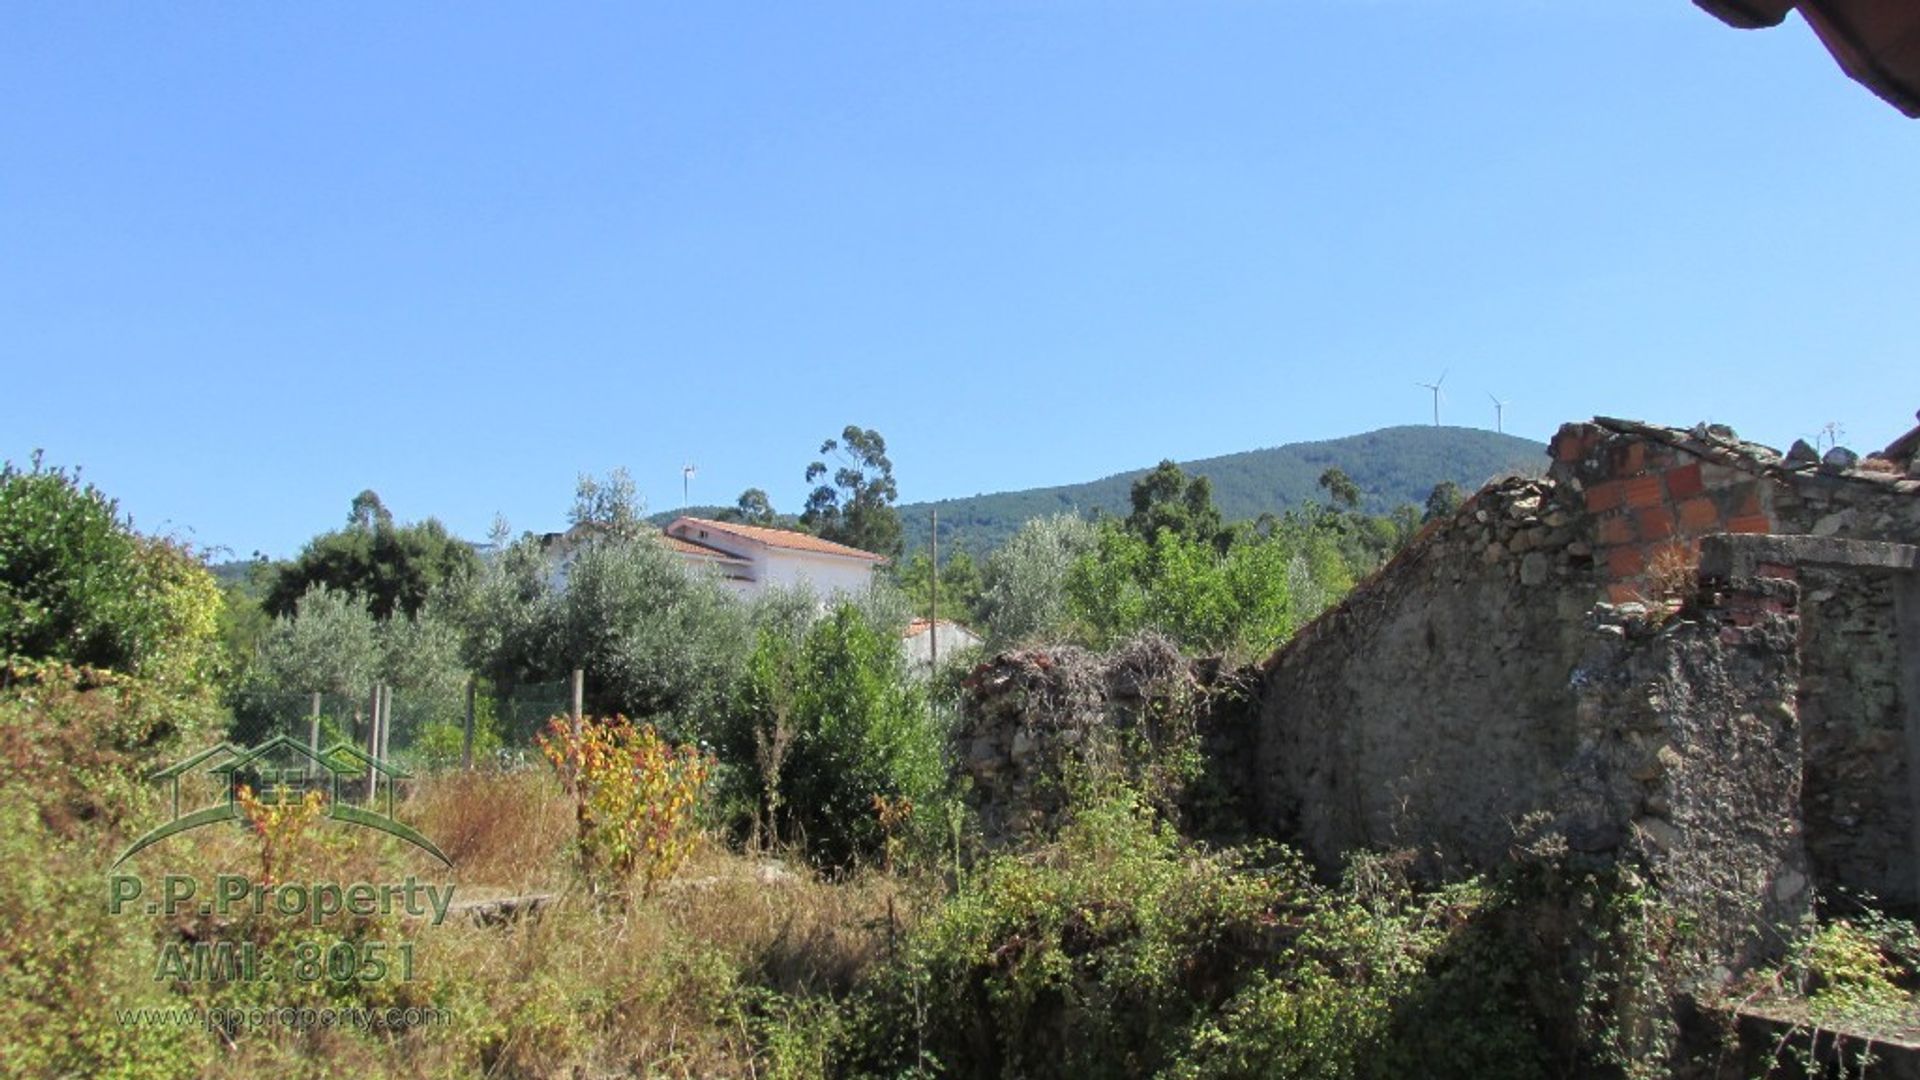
[1488,393,1510,434]
[1416,370,1448,426]
[682,463,697,510]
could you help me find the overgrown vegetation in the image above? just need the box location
[0,453,225,697]
[12,448,1904,1078]
[6,643,1904,1077]
[718,602,943,869]
[537,714,711,901]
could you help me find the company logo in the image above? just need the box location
[113,734,451,868]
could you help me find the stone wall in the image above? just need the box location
[1798,565,1912,906]
[954,636,1256,843]
[1250,416,1920,909]
[1549,419,1920,908]
[1562,570,1809,971]
[1252,476,1600,872]
[954,412,1920,957]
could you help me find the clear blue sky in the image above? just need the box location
[4,3,1915,559]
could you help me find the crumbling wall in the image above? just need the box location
[957,414,1919,949]
[954,636,1257,842]
[1563,575,1809,971]
[1250,420,1818,877]
[1253,477,1600,871]
[1506,418,1920,909]
[1798,566,1912,907]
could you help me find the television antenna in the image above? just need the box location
[1415,370,1448,426]
[682,463,697,510]
[1488,393,1510,434]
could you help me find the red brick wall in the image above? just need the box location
[1549,424,1776,605]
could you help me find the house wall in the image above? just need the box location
[754,548,878,599]
[905,622,983,670]
[663,521,881,600]
[1252,476,1601,871]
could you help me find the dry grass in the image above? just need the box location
[1642,540,1700,608]
[405,768,572,893]
[663,845,911,997]
[184,770,905,1077]
[3,677,912,1079]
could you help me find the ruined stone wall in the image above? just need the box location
[955,414,1919,945]
[1528,418,1920,909]
[954,636,1256,843]
[1777,461,1920,909]
[1564,575,1809,971]
[1253,477,1600,871]
[1253,491,1813,968]
[1796,565,1913,906]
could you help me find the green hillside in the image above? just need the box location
[899,426,1544,555]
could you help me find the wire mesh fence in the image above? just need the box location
[497,679,572,746]
[227,678,576,773]
[228,688,369,752]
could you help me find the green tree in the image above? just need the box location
[265,493,478,621]
[976,513,1100,648]
[1388,503,1424,551]
[446,518,555,693]
[1425,480,1465,522]
[252,586,380,701]
[570,467,645,541]
[214,555,279,688]
[0,453,224,696]
[348,489,393,530]
[728,603,938,869]
[1318,467,1361,510]
[896,547,982,626]
[551,533,750,734]
[801,425,903,558]
[722,487,780,527]
[1126,460,1226,550]
[377,601,468,707]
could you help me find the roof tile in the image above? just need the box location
[669,517,890,563]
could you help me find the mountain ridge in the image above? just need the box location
[894,425,1546,553]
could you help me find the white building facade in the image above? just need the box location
[661,516,886,600]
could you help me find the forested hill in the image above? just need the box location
[898,426,1543,554]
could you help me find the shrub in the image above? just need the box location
[858,791,1287,1077]
[538,715,713,901]
[726,603,942,871]
[0,663,218,1079]
[234,783,328,886]
[0,453,224,697]
[1064,523,1323,659]
[1778,912,1919,1030]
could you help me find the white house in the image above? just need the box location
[661,516,887,600]
[901,618,984,675]
[541,517,887,600]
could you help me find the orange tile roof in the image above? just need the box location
[904,618,978,638]
[660,533,751,563]
[669,517,890,563]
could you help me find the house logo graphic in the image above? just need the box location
[112,734,451,868]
